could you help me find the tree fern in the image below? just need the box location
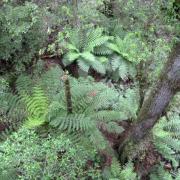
[46,73,140,149]
[0,67,141,179]
[107,33,149,63]
[1,67,140,150]
[105,32,150,81]
[84,27,110,52]
[62,27,110,74]
[110,54,137,80]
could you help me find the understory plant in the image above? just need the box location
[0,66,140,179]
[0,2,46,73]
[106,32,150,81]
[0,0,179,179]
[0,128,101,180]
[60,27,111,74]
[0,66,140,148]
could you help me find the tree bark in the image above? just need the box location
[118,42,180,175]
[62,72,73,114]
[72,0,80,27]
[132,42,180,142]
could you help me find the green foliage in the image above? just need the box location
[22,86,49,128]
[118,162,137,180]
[111,0,179,34]
[47,72,139,149]
[150,165,180,180]
[0,80,48,129]
[107,33,149,63]
[61,27,111,74]
[0,2,46,73]
[153,114,180,167]
[0,0,179,178]
[104,0,179,85]
[104,32,149,81]
[1,67,139,150]
[150,165,173,180]
[0,77,9,94]
[76,0,105,27]
[175,171,180,180]
[107,54,137,81]
[105,159,137,180]
[147,38,172,83]
[0,85,26,135]
[0,128,101,179]
[168,92,180,114]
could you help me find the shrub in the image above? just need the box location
[0,128,101,179]
[0,2,46,73]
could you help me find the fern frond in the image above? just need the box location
[16,74,33,94]
[107,42,120,54]
[150,165,173,180]
[86,36,110,52]
[115,88,140,119]
[106,122,124,134]
[84,27,104,51]
[68,29,80,48]
[110,157,122,178]
[110,54,137,80]
[175,171,180,180]
[91,60,106,74]
[61,27,110,74]
[119,162,137,180]
[22,86,49,129]
[63,52,80,64]
[0,169,17,180]
[66,43,79,52]
[93,110,126,122]
[94,45,112,55]
[77,60,90,72]
[50,114,94,132]
[40,66,64,98]
[80,51,96,62]
[89,129,107,149]
[109,160,137,180]
[0,92,25,122]
[153,115,180,167]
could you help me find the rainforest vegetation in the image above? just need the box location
[0,0,180,179]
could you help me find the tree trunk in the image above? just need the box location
[118,42,180,176]
[72,0,80,27]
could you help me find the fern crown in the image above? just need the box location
[62,27,112,74]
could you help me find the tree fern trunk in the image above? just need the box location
[62,72,73,114]
[118,42,180,177]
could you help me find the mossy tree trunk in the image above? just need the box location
[118,42,180,177]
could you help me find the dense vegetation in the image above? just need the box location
[0,0,179,179]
